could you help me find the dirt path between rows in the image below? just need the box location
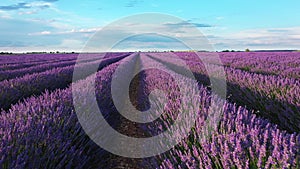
[100,55,159,169]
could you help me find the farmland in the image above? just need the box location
[0,52,299,168]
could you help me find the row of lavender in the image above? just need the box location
[0,59,76,82]
[218,52,299,79]
[0,53,130,110]
[0,56,75,72]
[204,52,300,79]
[0,53,128,81]
[0,53,78,69]
[138,54,299,168]
[149,52,300,132]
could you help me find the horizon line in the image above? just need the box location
[1,49,299,55]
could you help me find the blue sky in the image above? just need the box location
[0,0,299,52]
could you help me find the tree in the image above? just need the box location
[245,48,250,52]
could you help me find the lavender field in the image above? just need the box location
[0,52,299,169]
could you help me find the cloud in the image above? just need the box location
[18,10,38,15]
[0,2,51,11]
[29,27,101,36]
[29,31,52,35]
[119,33,180,43]
[216,16,224,20]
[164,21,213,28]
[113,34,189,51]
[0,10,11,18]
[28,2,52,9]
[0,3,31,11]
[23,20,214,52]
[67,28,100,34]
[30,18,56,23]
[0,17,62,49]
[41,0,59,2]
[60,39,84,49]
[209,27,300,50]
[125,0,142,7]
[267,29,290,33]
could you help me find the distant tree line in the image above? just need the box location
[221,49,251,52]
[0,52,13,55]
[29,51,76,54]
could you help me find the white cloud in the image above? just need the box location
[28,31,51,35]
[0,10,11,18]
[41,31,51,35]
[208,27,300,50]
[60,39,84,49]
[216,16,224,20]
[27,1,53,9]
[18,10,37,15]
[67,28,100,34]
[28,27,101,36]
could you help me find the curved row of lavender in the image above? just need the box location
[139,54,299,168]
[0,53,130,110]
[149,52,300,132]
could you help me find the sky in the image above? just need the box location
[0,0,299,52]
